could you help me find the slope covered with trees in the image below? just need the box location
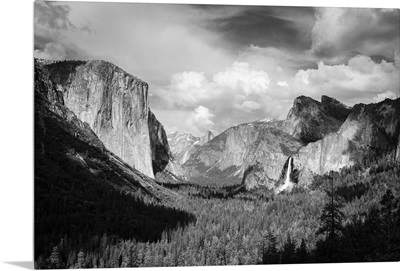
[35,149,400,268]
[34,59,400,269]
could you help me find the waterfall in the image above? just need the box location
[285,156,292,186]
[278,156,293,193]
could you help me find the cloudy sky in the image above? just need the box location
[34,1,400,136]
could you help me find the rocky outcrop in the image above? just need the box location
[167,132,200,165]
[396,134,400,161]
[167,130,215,165]
[240,124,302,190]
[34,59,177,202]
[199,130,214,145]
[183,95,399,189]
[295,98,400,185]
[284,95,352,144]
[44,60,170,178]
[320,95,352,122]
[184,120,302,187]
[34,60,65,105]
[148,110,170,174]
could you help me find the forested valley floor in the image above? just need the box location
[35,152,400,269]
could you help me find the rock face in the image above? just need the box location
[241,127,302,190]
[44,60,170,178]
[34,59,177,201]
[167,130,214,165]
[148,110,170,174]
[295,98,400,185]
[34,60,65,105]
[167,132,200,165]
[284,95,352,144]
[397,134,400,161]
[183,120,302,187]
[182,95,399,190]
[199,130,215,145]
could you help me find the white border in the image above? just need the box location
[0,0,398,270]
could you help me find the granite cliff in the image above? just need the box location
[34,59,177,201]
[183,120,302,187]
[183,95,400,190]
[397,133,400,162]
[199,130,215,145]
[148,110,170,174]
[295,98,400,185]
[284,95,352,144]
[38,58,399,190]
[43,60,170,178]
[167,130,214,165]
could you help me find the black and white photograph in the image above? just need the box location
[3,0,400,270]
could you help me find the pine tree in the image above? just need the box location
[100,233,108,256]
[281,235,296,263]
[316,174,344,262]
[296,239,308,263]
[76,249,85,268]
[49,246,61,269]
[379,189,398,256]
[67,250,76,268]
[262,230,278,264]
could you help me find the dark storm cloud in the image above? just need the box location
[32,2,400,136]
[199,5,315,52]
[34,1,75,31]
[311,8,400,63]
[34,34,53,51]
[34,1,91,60]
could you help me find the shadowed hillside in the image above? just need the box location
[34,60,195,265]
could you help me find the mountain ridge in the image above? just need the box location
[167,130,215,165]
[34,59,178,202]
[182,94,400,190]
[43,59,170,178]
[284,95,352,144]
[295,97,400,184]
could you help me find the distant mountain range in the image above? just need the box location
[167,130,214,164]
[36,58,400,193]
[180,95,400,190]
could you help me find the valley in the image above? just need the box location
[34,58,400,268]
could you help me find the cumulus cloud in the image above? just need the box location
[187,106,215,134]
[277,81,289,87]
[168,72,213,106]
[34,42,67,60]
[152,61,278,135]
[154,54,399,135]
[236,101,263,112]
[310,8,400,62]
[291,54,400,104]
[34,2,400,136]
[158,61,271,107]
[213,62,270,95]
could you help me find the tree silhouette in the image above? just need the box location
[76,249,85,268]
[262,230,278,264]
[49,246,61,269]
[296,239,309,263]
[379,189,399,256]
[316,173,344,262]
[281,235,296,263]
